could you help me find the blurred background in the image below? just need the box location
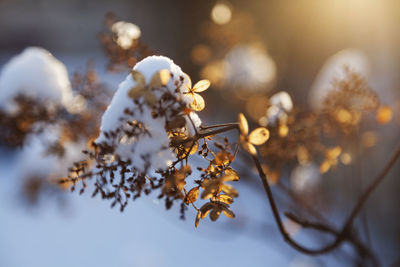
[0,0,399,266]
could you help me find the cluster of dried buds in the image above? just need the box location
[99,13,153,71]
[252,68,392,189]
[63,56,266,227]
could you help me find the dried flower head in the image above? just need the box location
[238,113,269,155]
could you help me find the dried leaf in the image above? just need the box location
[216,194,234,204]
[128,85,144,99]
[190,93,205,111]
[248,127,270,145]
[242,141,257,155]
[195,211,201,228]
[200,202,214,219]
[185,187,199,204]
[221,184,238,198]
[130,70,145,85]
[210,208,221,221]
[221,173,239,182]
[144,91,157,105]
[193,80,210,93]
[238,113,249,136]
[222,208,235,219]
[184,73,192,89]
[214,151,233,166]
[149,69,170,87]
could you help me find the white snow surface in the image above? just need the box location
[0,47,73,113]
[262,91,293,126]
[97,55,201,171]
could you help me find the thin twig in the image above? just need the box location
[251,142,400,261]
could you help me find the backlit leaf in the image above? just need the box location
[222,208,235,219]
[184,73,192,89]
[210,209,221,221]
[221,184,238,198]
[185,187,199,204]
[149,69,171,87]
[224,169,239,181]
[215,194,234,204]
[190,93,205,111]
[128,85,144,99]
[248,127,270,145]
[242,141,257,155]
[238,113,249,136]
[193,80,210,93]
[130,70,145,85]
[195,211,201,228]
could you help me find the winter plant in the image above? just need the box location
[0,15,398,267]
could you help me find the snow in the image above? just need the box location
[260,91,293,126]
[15,124,87,181]
[0,47,73,114]
[309,48,370,111]
[111,21,141,50]
[290,163,320,193]
[97,55,202,171]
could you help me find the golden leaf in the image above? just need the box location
[221,184,238,198]
[130,70,145,85]
[248,127,270,145]
[238,113,249,136]
[242,141,257,155]
[177,141,199,159]
[201,184,218,200]
[128,85,144,99]
[200,202,214,219]
[195,211,201,228]
[143,91,157,105]
[184,73,192,89]
[221,173,239,182]
[215,194,234,204]
[210,208,221,221]
[224,169,239,181]
[214,151,233,166]
[190,93,205,111]
[193,80,210,93]
[222,208,235,219]
[149,69,170,87]
[185,187,199,204]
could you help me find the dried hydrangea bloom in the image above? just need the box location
[0,47,73,114]
[309,48,370,111]
[111,21,141,49]
[15,124,88,204]
[96,55,202,172]
[259,91,293,127]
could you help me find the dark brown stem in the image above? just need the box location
[251,154,343,254]
[171,124,239,147]
[343,142,400,231]
[251,142,400,261]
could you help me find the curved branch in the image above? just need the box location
[251,142,400,257]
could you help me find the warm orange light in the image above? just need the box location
[211,1,232,25]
